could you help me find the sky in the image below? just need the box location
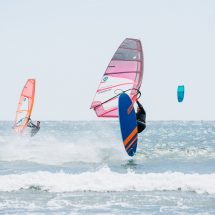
[0,0,215,121]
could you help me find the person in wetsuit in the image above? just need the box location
[27,118,40,137]
[136,100,146,133]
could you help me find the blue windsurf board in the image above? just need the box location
[118,93,138,156]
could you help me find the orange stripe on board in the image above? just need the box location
[126,135,138,151]
[123,127,138,146]
[127,103,133,115]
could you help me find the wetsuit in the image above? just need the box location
[136,100,146,133]
[27,118,40,137]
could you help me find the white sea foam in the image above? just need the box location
[0,135,127,164]
[0,167,214,194]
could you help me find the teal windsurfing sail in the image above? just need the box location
[177,85,185,102]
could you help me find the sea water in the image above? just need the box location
[0,121,215,214]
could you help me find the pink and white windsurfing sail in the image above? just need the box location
[91,38,144,117]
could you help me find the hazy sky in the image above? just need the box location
[0,0,215,120]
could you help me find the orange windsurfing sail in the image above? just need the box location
[14,79,36,134]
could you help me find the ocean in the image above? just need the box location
[0,121,215,214]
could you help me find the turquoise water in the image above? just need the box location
[0,121,215,214]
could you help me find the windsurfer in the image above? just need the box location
[136,100,146,133]
[27,118,40,137]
